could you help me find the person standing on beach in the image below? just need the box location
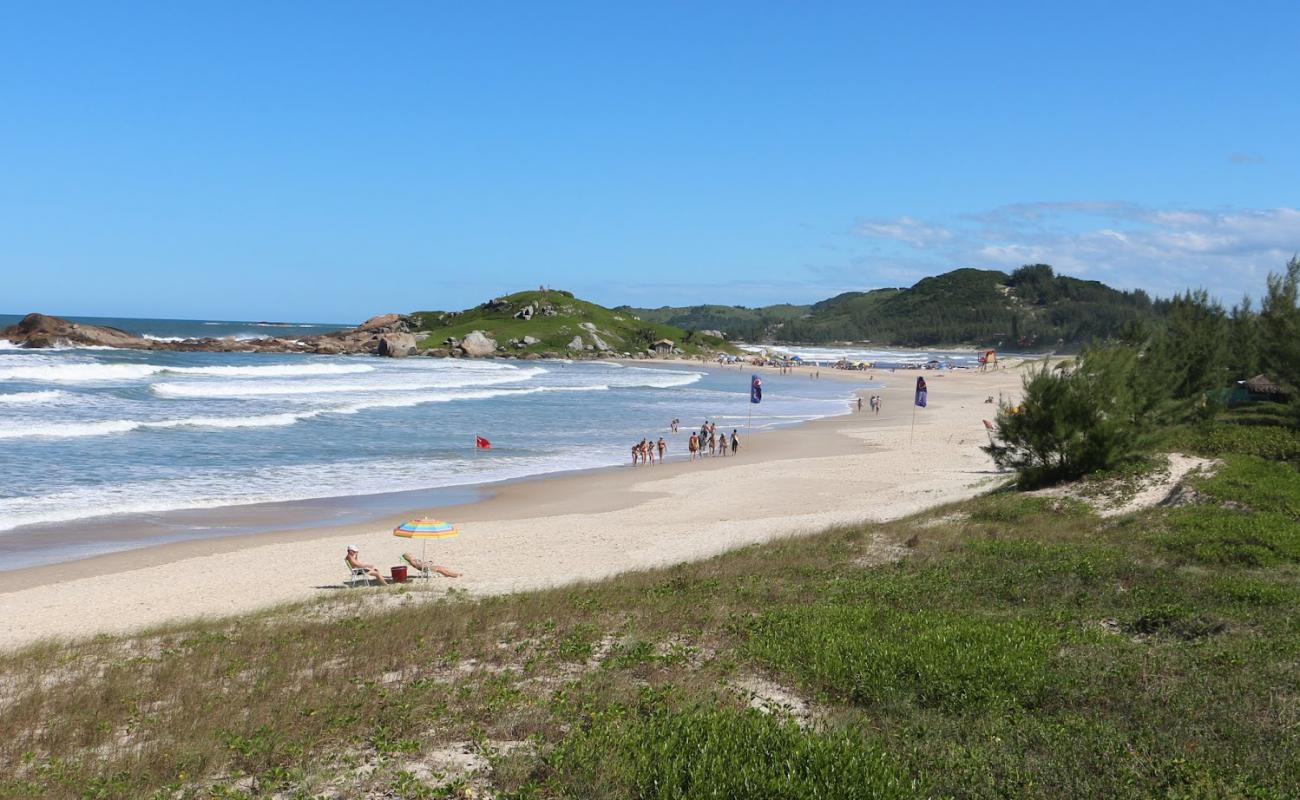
[658,437,667,462]
[875,395,882,415]
[645,437,655,465]
[718,431,728,456]
[731,430,740,454]
[688,432,699,461]
[857,397,863,412]
[708,430,716,456]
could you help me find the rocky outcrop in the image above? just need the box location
[377,333,417,357]
[459,330,497,357]
[589,333,611,352]
[357,313,410,332]
[567,335,585,352]
[1,313,152,349]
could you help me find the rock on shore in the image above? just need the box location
[0,312,420,357]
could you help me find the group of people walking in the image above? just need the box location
[855,394,883,414]
[687,420,739,461]
[632,420,743,466]
[631,436,668,466]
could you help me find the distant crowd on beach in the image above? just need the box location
[632,419,741,466]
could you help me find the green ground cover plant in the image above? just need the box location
[3,422,1299,798]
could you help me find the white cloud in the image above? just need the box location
[853,202,1300,302]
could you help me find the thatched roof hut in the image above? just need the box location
[1243,374,1286,397]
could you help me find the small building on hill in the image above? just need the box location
[653,338,675,355]
[1243,374,1288,400]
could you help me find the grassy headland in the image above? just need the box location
[2,409,1297,799]
[410,290,736,357]
[630,264,1158,349]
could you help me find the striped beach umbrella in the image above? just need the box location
[393,518,459,569]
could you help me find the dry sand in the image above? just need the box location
[0,361,1026,651]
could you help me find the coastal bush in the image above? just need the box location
[983,347,1158,487]
[746,602,1057,713]
[530,703,920,799]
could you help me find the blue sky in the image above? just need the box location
[2,1,1297,321]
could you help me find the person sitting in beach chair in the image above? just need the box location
[402,552,461,579]
[345,545,388,586]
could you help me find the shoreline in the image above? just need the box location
[0,358,870,576]
[0,361,1025,651]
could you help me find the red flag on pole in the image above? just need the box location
[475,436,491,449]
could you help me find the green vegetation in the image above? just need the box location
[633,265,1157,347]
[986,258,1300,488]
[3,260,1298,798]
[624,303,811,343]
[5,418,1300,797]
[410,290,736,357]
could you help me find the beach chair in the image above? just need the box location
[401,553,431,581]
[345,559,373,588]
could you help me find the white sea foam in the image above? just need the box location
[0,340,22,350]
[164,363,376,377]
[0,360,378,383]
[0,390,67,404]
[0,363,165,382]
[150,366,546,398]
[0,449,624,531]
[0,383,611,440]
[142,335,185,342]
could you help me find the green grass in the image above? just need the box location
[4,434,1300,798]
[532,699,920,799]
[409,290,735,357]
[747,603,1059,712]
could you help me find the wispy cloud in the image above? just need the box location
[853,202,1300,302]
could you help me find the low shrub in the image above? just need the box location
[1172,424,1300,462]
[747,603,1057,713]
[533,704,920,800]
[1192,455,1300,517]
[1158,509,1300,566]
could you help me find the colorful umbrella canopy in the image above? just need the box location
[393,518,459,539]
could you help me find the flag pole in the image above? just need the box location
[909,402,917,448]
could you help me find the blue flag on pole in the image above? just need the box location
[750,374,762,404]
[914,376,928,408]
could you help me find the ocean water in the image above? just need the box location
[0,318,859,569]
[0,313,351,343]
[738,343,1023,368]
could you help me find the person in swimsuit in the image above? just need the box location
[346,546,388,586]
[658,437,667,461]
[646,437,655,464]
[689,433,699,462]
[731,430,740,453]
[718,432,728,456]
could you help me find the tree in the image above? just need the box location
[983,346,1158,487]
[1259,257,1300,391]
[1227,296,1261,380]
[1147,290,1229,412]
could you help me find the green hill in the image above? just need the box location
[622,303,811,342]
[410,290,736,357]
[632,265,1156,349]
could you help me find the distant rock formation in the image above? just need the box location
[459,330,497,357]
[0,311,417,356]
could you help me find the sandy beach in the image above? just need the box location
[0,361,1026,651]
